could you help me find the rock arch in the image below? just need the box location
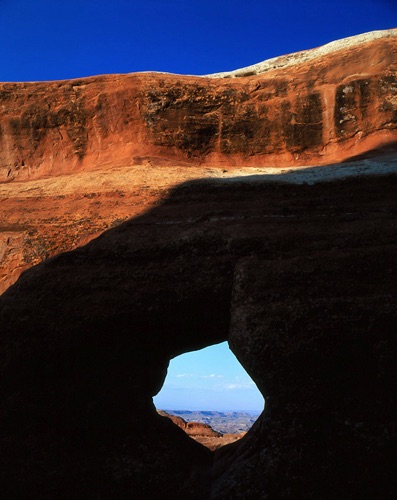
[1,174,396,498]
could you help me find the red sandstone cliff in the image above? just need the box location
[1,29,397,294]
[157,410,247,451]
[1,30,397,185]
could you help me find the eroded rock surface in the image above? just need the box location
[2,31,397,186]
[1,29,397,294]
[1,172,396,498]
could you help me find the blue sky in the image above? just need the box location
[0,1,396,82]
[153,341,265,412]
[1,1,396,410]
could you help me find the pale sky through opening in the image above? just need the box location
[153,341,264,412]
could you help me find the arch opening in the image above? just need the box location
[154,341,264,450]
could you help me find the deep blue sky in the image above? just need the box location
[0,0,396,82]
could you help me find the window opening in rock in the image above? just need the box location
[154,341,264,450]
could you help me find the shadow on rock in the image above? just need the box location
[1,172,396,498]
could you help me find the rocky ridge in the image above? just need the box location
[1,29,397,294]
[2,29,397,187]
[163,409,260,434]
[206,28,397,77]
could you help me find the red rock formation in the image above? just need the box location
[158,410,222,436]
[0,31,396,496]
[158,410,244,450]
[1,31,397,186]
[1,29,397,294]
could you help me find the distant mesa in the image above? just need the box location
[157,410,247,451]
[162,409,260,434]
[158,410,222,437]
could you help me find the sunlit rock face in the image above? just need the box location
[1,171,396,498]
[1,30,397,186]
[1,29,397,294]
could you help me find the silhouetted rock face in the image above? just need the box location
[215,252,397,498]
[1,31,397,185]
[1,172,396,498]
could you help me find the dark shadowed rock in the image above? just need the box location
[1,171,396,497]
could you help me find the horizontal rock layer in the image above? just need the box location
[158,411,223,438]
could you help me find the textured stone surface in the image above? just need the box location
[1,30,397,294]
[2,32,397,185]
[206,29,397,78]
[1,173,396,497]
[214,253,397,498]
